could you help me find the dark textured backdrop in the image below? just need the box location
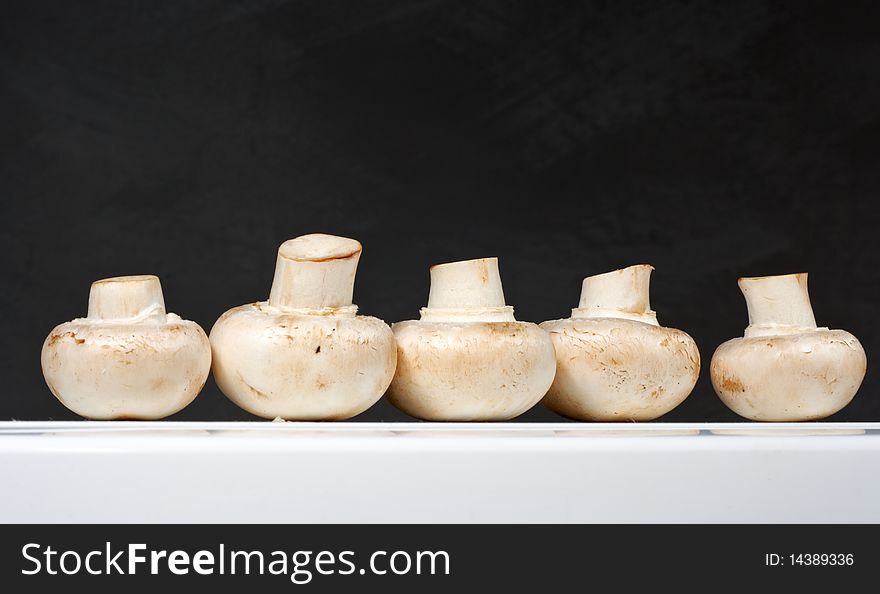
[1,0,876,421]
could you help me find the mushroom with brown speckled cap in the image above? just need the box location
[386,257,557,421]
[209,234,397,420]
[541,264,700,421]
[41,275,211,419]
[711,273,866,421]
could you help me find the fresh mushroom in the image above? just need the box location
[209,234,396,420]
[711,273,867,421]
[541,265,700,421]
[386,257,556,421]
[41,275,211,420]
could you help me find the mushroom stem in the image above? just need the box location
[87,275,166,322]
[738,273,818,337]
[267,234,361,314]
[421,258,515,322]
[572,264,658,325]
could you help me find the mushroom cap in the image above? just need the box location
[540,317,700,421]
[386,320,557,421]
[209,303,396,420]
[41,317,211,420]
[710,329,866,421]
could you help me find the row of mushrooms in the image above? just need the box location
[41,234,867,422]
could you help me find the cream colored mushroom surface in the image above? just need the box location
[386,257,556,421]
[540,265,700,421]
[711,273,866,421]
[209,234,396,420]
[41,275,211,420]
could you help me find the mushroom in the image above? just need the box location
[41,275,211,420]
[711,273,867,421]
[540,265,700,421]
[209,234,397,420]
[386,257,557,421]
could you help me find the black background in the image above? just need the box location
[0,0,876,421]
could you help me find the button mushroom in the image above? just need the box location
[386,257,557,421]
[209,234,397,420]
[540,265,700,421]
[41,275,211,420]
[711,273,867,421]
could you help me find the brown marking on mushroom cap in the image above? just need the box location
[304,308,351,316]
[485,322,525,338]
[690,358,701,382]
[47,331,85,346]
[719,375,745,393]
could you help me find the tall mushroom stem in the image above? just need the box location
[87,275,166,323]
[268,234,361,315]
[420,257,515,322]
[572,264,659,325]
[738,273,819,337]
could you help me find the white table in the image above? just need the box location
[1,422,878,523]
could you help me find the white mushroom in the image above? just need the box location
[41,275,211,420]
[541,265,700,421]
[386,257,557,421]
[711,273,867,421]
[209,234,396,420]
